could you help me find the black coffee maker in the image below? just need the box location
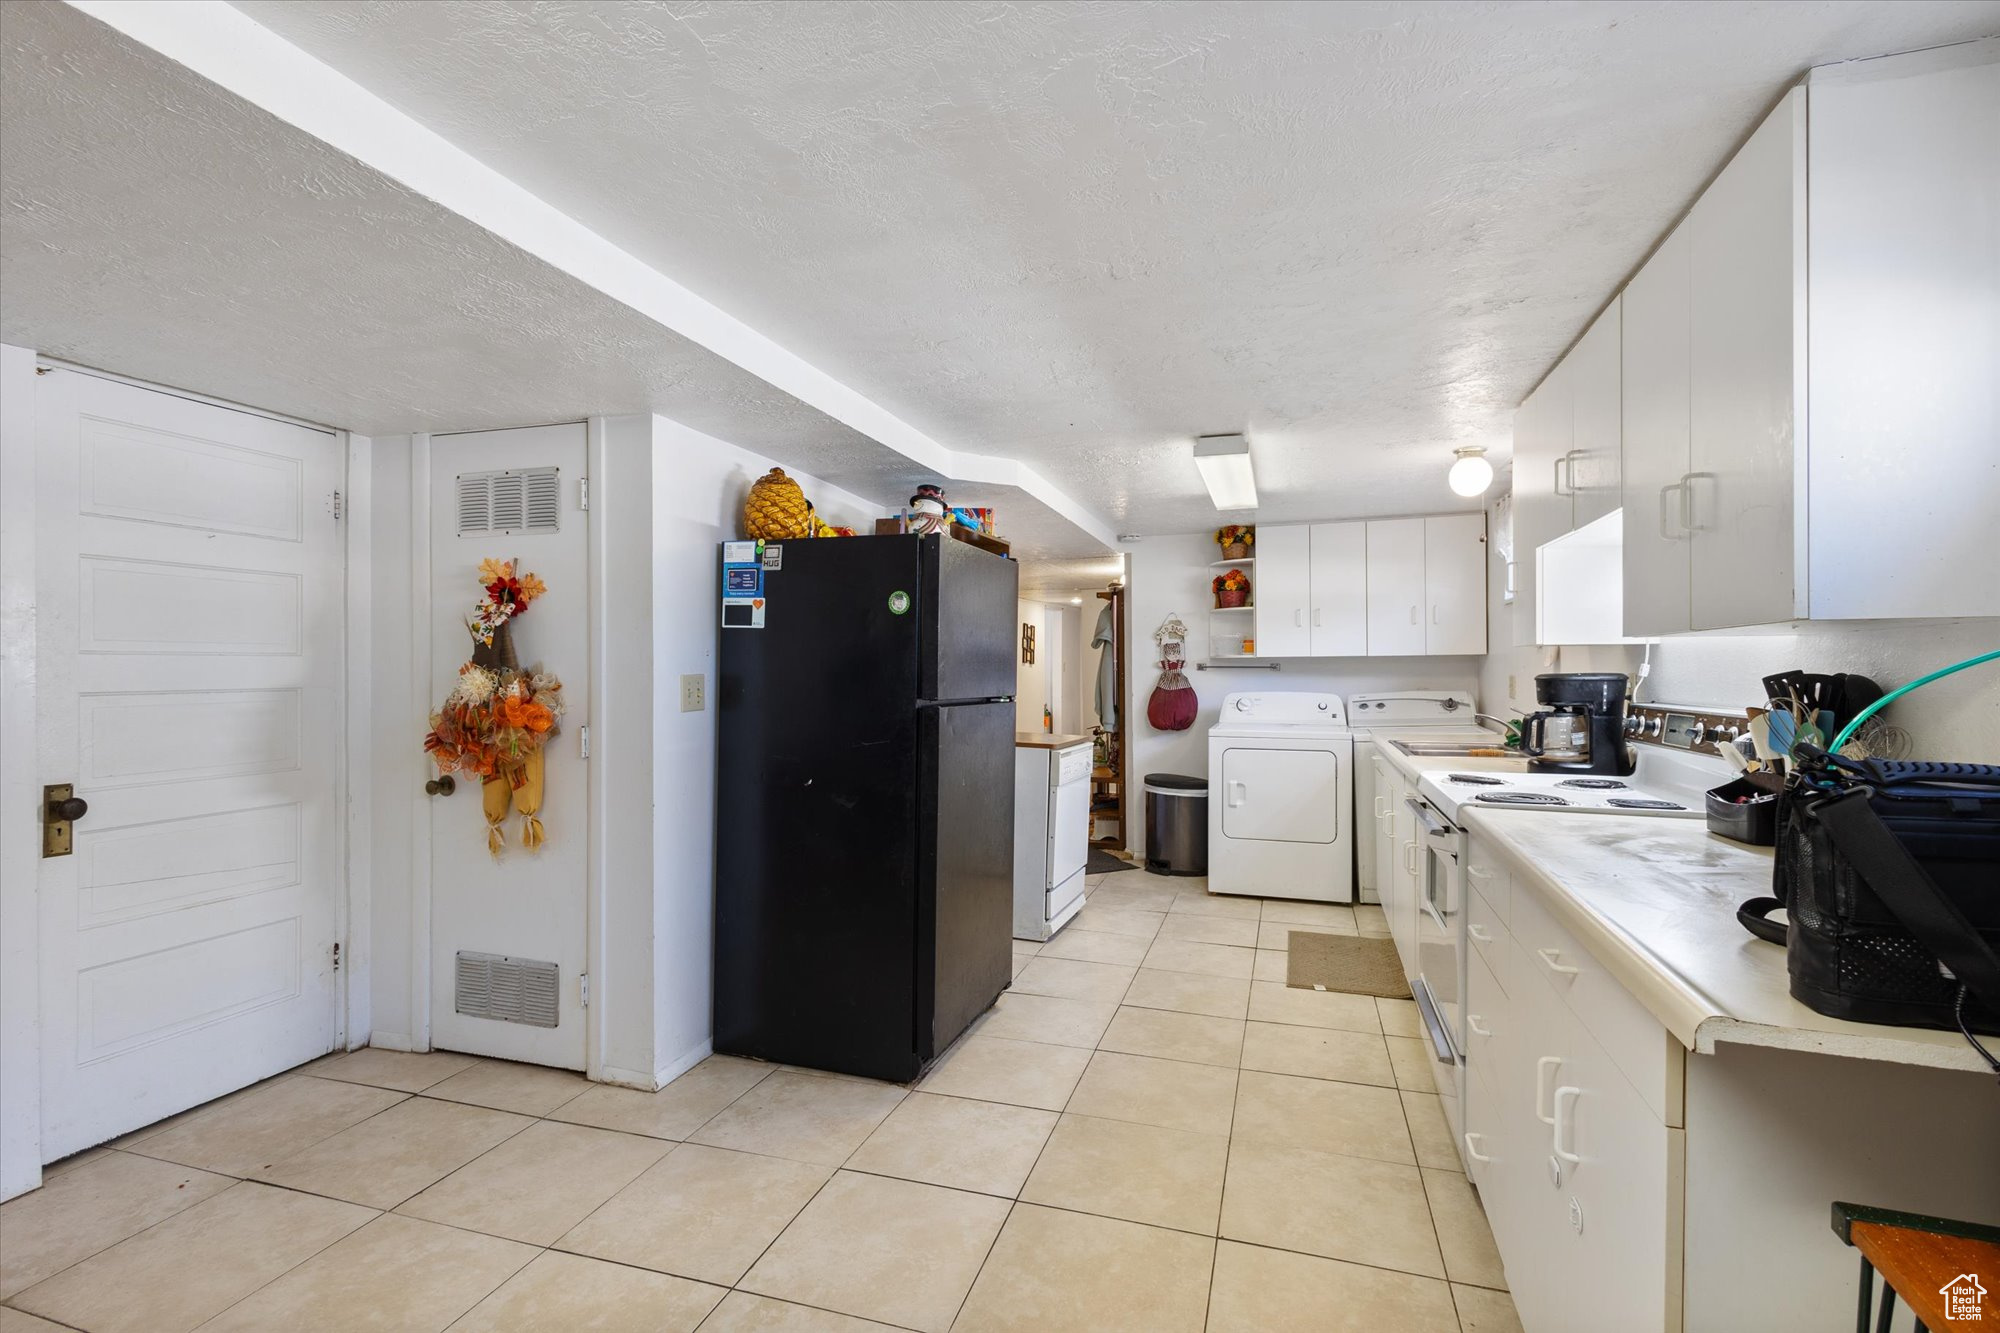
[1520,673,1635,776]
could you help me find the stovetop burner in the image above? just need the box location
[1474,791,1571,806]
[1557,778,1630,789]
[1447,773,1507,785]
[1607,797,1687,810]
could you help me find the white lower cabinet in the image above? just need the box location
[1464,833,1681,1332]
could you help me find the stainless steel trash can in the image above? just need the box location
[1143,773,1208,876]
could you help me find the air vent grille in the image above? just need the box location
[454,951,560,1027]
[455,468,561,536]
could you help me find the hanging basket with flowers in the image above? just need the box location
[1215,525,1255,561]
[1213,568,1252,609]
[424,560,565,857]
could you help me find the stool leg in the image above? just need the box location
[1875,1283,1897,1333]
[1855,1257,1874,1333]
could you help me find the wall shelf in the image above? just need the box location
[1208,604,1255,613]
[1208,557,1255,569]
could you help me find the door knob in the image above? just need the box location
[425,775,456,797]
[42,783,86,857]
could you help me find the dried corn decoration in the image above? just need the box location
[514,748,546,849]
[482,773,511,857]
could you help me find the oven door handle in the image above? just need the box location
[1412,976,1458,1066]
[1404,796,1451,840]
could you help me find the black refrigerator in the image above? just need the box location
[714,533,1018,1082]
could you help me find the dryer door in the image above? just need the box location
[1220,747,1340,843]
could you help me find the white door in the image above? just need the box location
[428,424,590,1068]
[35,371,342,1158]
[1568,297,1623,529]
[1364,519,1426,656]
[1422,513,1487,655]
[1307,521,1367,656]
[1688,88,1804,631]
[1620,222,1694,638]
[1220,747,1339,843]
[1252,523,1310,657]
[1510,359,1573,645]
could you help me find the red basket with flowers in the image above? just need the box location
[1212,568,1252,608]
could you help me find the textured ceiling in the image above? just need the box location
[231,0,2000,534]
[0,1,1108,561]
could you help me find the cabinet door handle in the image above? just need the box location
[1553,453,1569,497]
[1537,947,1581,976]
[1403,842,1419,875]
[1463,1132,1493,1164]
[1408,604,1418,625]
[1294,608,1303,628]
[1374,796,1390,818]
[1466,863,1493,882]
[1659,482,1687,540]
[1431,604,1440,624]
[1535,1056,1561,1126]
[1553,1085,1583,1164]
[1467,1014,1492,1038]
[1468,923,1495,944]
[1682,471,1716,533]
[1312,608,1322,627]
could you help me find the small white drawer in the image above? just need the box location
[1463,835,1510,928]
[1508,875,1681,1125]
[1467,885,1510,994]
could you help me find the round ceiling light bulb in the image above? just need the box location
[1448,446,1494,498]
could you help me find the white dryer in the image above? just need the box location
[1207,692,1353,902]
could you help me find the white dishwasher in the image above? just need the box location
[1012,737,1094,941]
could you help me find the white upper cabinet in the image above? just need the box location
[1568,297,1624,530]
[1601,44,1994,636]
[1249,514,1484,658]
[1252,522,1312,658]
[1620,223,1693,639]
[1365,518,1428,656]
[1308,521,1368,656]
[1424,513,1488,655]
[1687,88,1806,631]
[1806,45,1999,619]
[1510,357,1571,645]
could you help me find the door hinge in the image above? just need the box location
[329,489,344,520]
[332,941,342,971]
[579,724,590,759]
[579,477,589,512]
[579,972,589,1008]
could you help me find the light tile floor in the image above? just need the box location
[0,872,1521,1333]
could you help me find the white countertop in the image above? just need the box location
[1460,810,1990,1074]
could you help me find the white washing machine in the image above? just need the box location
[1207,692,1353,902]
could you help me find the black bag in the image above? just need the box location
[1737,748,2000,1055]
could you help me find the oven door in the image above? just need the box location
[1406,795,1466,1144]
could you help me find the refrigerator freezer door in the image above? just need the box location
[714,537,923,1080]
[919,699,1016,1059]
[923,535,1019,702]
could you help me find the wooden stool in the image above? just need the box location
[1833,1202,2000,1332]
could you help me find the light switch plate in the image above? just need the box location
[680,674,706,712]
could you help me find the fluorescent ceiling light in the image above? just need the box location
[1448,445,1494,497]
[1193,434,1258,511]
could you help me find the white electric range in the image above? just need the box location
[1400,702,1745,1169]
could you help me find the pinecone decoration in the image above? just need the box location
[744,468,813,540]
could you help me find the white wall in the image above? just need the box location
[1,344,42,1199]
[1055,603,1085,733]
[1478,490,2000,760]
[1015,600,1049,731]
[1123,532,1482,851]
